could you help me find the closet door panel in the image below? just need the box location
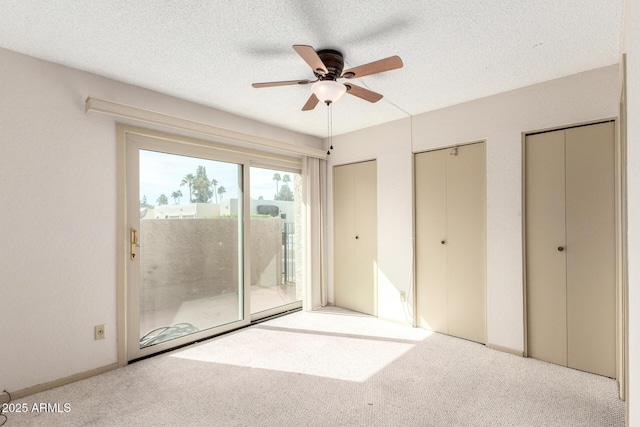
[565,122,615,377]
[525,130,568,367]
[334,164,356,311]
[354,160,377,315]
[415,149,448,332]
[446,143,486,343]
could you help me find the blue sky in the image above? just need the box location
[139,150,296,205]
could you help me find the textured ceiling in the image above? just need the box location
[0,0,624,138]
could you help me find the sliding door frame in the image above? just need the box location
[116,124,303,365]
[249,163,304,322]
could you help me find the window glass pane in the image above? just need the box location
[138,150,243,348]
[249,167,303,314]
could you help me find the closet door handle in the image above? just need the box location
[557,246,564,252]
[441,240,446,245]
[355,235,359,240]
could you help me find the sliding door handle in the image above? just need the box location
[131,228,140,260]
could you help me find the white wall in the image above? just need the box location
[0,47,321,393]
[622,0,639,422]
[328,64,620,354]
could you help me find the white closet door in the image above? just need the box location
[565,122,615,377]
[447,143,486,343]
[415,149,449,332]
[526,121,615,378]
[334,164,357,311]
[333,160,377,316]
[415,143,486,344]
[354,160,377,315]
[525,130,568,367]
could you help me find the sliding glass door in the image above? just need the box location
[123,128,307,361]
[249,167,303,318]
[126,134,249,360]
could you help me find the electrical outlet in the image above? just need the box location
[94,324,105,340]
[400,291,406,302]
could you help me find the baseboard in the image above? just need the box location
[487,343,524,357]
[9,363,120,400]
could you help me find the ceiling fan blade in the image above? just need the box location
[252,79,311,88]
[293,45,329,76]
[344,83,383,103]
[342,55,403,79]
[302,93,319,111]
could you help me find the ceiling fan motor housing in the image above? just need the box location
[315,49,344,80]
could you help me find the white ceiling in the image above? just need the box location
[0,1,624,138]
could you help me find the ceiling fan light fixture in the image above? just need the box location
[312,80,347,104]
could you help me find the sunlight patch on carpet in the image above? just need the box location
[170,327,424,382]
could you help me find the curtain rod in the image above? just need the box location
[85,97,327,159]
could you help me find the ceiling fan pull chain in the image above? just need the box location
[327,102,333,150]
[327,102,334,155]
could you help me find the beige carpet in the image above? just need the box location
[7,309,624,426]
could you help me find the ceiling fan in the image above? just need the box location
[252,45,403,111]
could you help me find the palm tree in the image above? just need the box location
[180,173,195,203]
[210,178,218,203]
[282,174,291,187]
[192,166,213,203]
[156,194,168,206]
[217,186,226,201]
[273,173,281,196]
[171,190,183,204]
[193,176,212,203]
